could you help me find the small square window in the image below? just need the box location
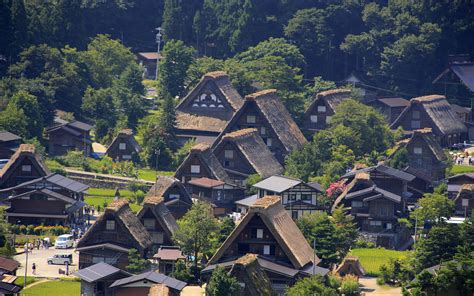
[224,160,234,168]
[352,201,363,207]
[21,165,32,172]
[302,194,311,201]
[119,143,126,150]
[246,115,256,124]
[143,219,155,230]
[411,120,421,129]
[106,220,115,231]
[326,116,332,124]
[266,138,272,147]
[122,155,132,160]
[385,223,392,230]
[310,115,318,123]
[317,106,327,112]
[190,165,200,174]
[462,199,469,207]
[224,150,234,159]
[260,127,266,135]
[412,110,420,119]
[414,147,422,154]
[263,245,270,255]
[256,229,263,239]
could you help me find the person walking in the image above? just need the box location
[32,263,36,275]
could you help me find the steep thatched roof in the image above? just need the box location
[176,72,243,133]
[229,254,275,296]
[454,184,474,203]
[209,196,319,269]
[335,256,365,277]
[137,198,179,240]
[391,95,467,136]
[0,144,50,185]
[305,88,352,115]
[77,199,153,251]
[215,89,307,154]
[215,128,283,178]
[388,128,447,162]
[105,129,141,155]
[145,176,192,205]
[175,143,233,184]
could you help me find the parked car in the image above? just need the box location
[54,234,74,249]
[47,254,73,265]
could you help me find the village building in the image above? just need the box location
[0,281,22,295]
[212,128,283,185]
[0,131,21,160]
[174,143,233,185]
[341,72,377,103]
[0,257,19,276]
[76,199,153,269]
[367,97,410,124]
[45,118,93,156]
[390,95,467,147]
[186,177,244,215]
[387,129,447,199]
[137,196,178,252]
[332,169,413,249]
[453,184,474,217]
[252,175,324,220]
[175,71,244,145]
[204,196,328,294]
[302,89,352,133]
[450,104,472,122]
[105,129,141,162]
[432,55,474,95]
[109,271,187,296]
[335,256,365,278]
[75,262,132,296]
[213,89,307,164]
[235,194,258,215]
[447,173,474,199]
[136,52,161,79]
[152,246,186,275]
[145,176,192,220]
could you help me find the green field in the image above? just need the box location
[14,276,36,287]
[137,168,173,181]
[23,279,80,296]
[349,248,409,276]
[85,188,142,213]
[450,164,474,175]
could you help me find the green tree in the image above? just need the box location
[388,148,409,170]
[159,39,195,98]
[173,202,218,273]
[126,248,150,274]
[286,275,338,296]
[206,266,240,296]
[410,193,455,223]
[10,0,28,57]
[0,103,28,138]
[82,87,116,141]
[9,91,43,139]
[331,206,358,259]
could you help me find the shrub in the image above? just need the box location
[19,225,27,234]
[11,225,20,234]
[26,225,35,235]
[33,226,43,235]
[133,190,145,205]
[341,275,360,296]
[354,239,376,248]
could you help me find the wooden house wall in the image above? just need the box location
[107,135,137,161]
[218,215,292,265]
[214,142,254,179]
[162,185,191,220]
[48,129,91,156]
[1,156,46,188]
[228,101,286,163]
[9,199,66,215]
[79,248,129,270]
[176,154,213,183]
[370,172,406,196]
[180,81,234,116]
[280,184,323,219]
[405,137,445,180]
[303,99,334,131]
[139,208,173,251]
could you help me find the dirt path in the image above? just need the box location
[359,277,402,296]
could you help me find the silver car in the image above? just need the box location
[47,254,73,265]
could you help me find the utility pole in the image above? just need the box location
[24,241,28,289]
[155,27,164,81]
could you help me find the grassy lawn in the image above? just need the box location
[23,279,80,295]
[349,248,409,276]
[138,168,173,181]
[85,188,142,213]
[14,276,36,287]
[450,164,474,175]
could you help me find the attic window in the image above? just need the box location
[412,110,421,119]
[317,106,326,112]
[326,116,332,124]
[411,120,421,129]
[414,147,422,154]
[266,138,272,147]
[310,115,318,123]
[224,150,234,159]
[260,127,266,135]
[119,143,126,150]
[191,165,200,174]
[106,220,115,231]
[256,229,263,239]
[21,165,32,172]
[218,104,224,108]
[246,115,256,124]
[462,198,469,207]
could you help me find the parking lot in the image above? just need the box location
[14,247,79,278]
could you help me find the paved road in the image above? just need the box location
[360,277,402,296]
[14,247,79,278]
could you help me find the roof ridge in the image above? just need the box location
[107,199,128,211]
[411,95,445,103]
[191,143,211,152]
[222,128,258,140]
[204,71,228,79]
[317,88,351,97]
[245,89,277,101]
[251,195,280,209]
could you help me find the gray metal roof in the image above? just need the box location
[68,120,93,131]
[252,175,302,193]
[74,262,129,283]
[451,63,474,92]
[342,165,415,182]
[110,271,187,291]
[0,131,21,142]
[47,174,89,193]
[235,194,258,207]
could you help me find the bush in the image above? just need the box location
[341,275,360,296]
[354,239,376,248]
[11,225,20,234]
[127,181,149,193]
[34,226,43,235]
[26,225,35,235]
[132,190,145,205]
[19,225,26,234]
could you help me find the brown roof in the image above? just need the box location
[78,199,153,251]
[138,52,162,60]
[388,128,447,162]
[0,257,19,273]
[176,72,243,133]
[105,129,141,155]
[187,177,225,188]
[376,97,410,108]
[306,88,352,115]
[391,95,467,135]
[153,246,185,261]
[0,144,50,183]
[209,195,318,269]
[335,256,365,277]
[217,89,307,154]
[145,176,192,206]
[229,254,275,296]
[216,128,283,178]
[137,201,179,241]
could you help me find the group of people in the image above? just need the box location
[453,150,473,165]
[24,238,50,254]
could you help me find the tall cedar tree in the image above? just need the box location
[206,266,240,296]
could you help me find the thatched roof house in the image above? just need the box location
[390,95,467,146]
[213,128,283,182]
[105,129,141,162]
[77,199,153,269]
[302,89,351,132]
[145,176,192,219]
[137,196,179,251]
[0,131,21,159]
[228,254,275,296]
[213,89,307,164]
[174,143,233,185]
[0,144,50,188]
[454,184,474,216]
[175,71,243,144]
[335,256,365,278]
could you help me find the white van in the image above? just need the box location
[54,234,74,249]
